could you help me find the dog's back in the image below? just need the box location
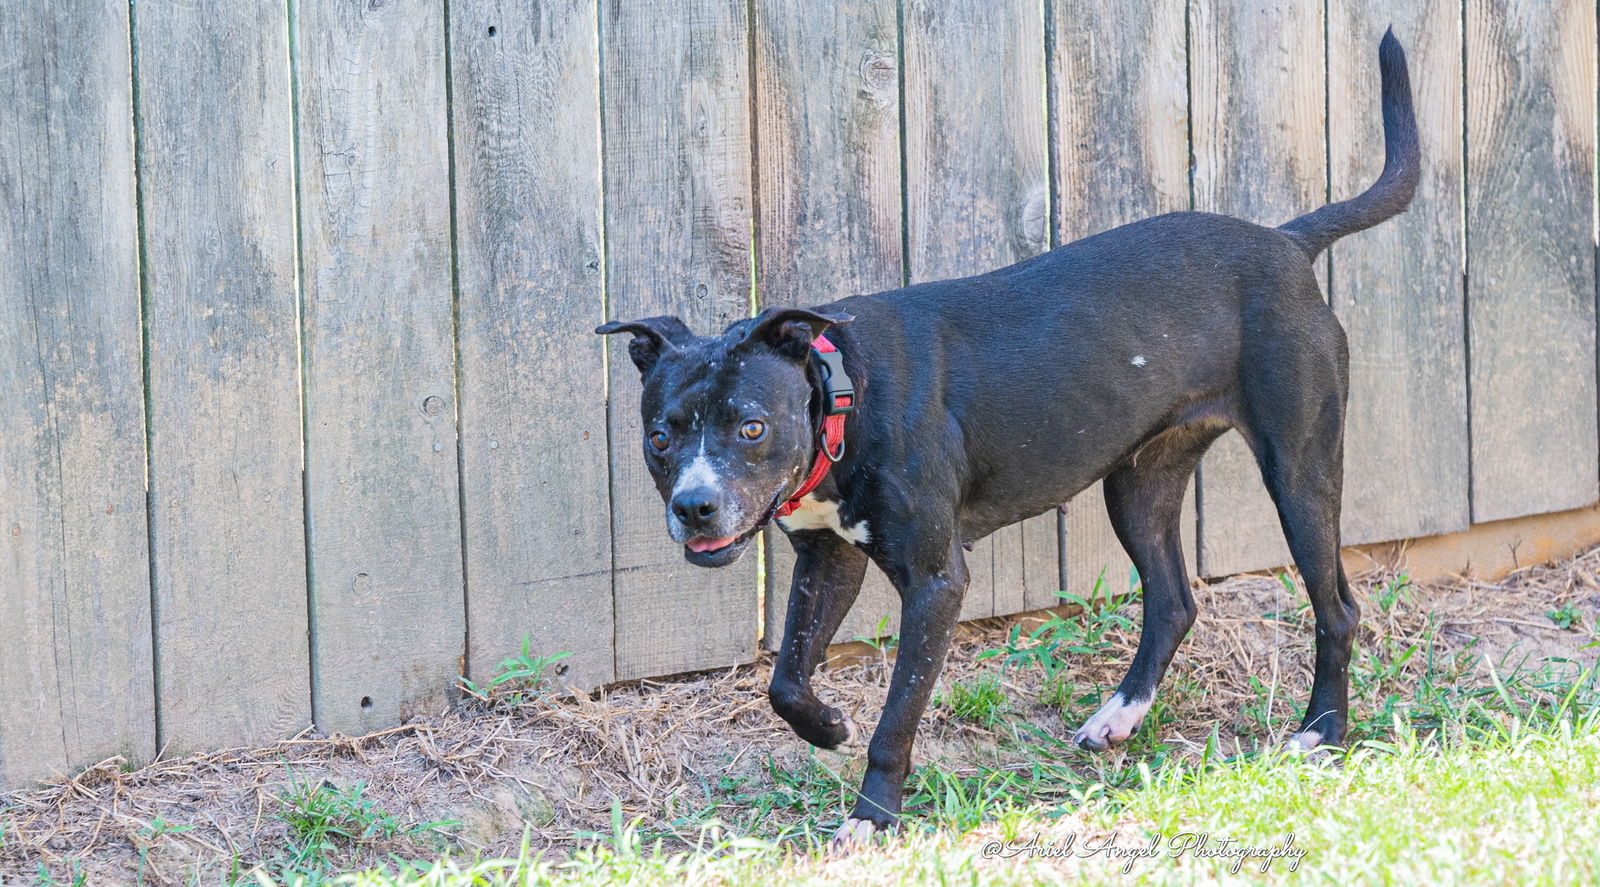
[817,29,1417,538]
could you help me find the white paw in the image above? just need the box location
[831,816,881,847]
[1285,730,1324,752]
[1073,692,1151,750]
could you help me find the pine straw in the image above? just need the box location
[4,547,1599,884]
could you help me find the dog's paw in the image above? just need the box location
[839,715,863,748]
[810,714,863,753]
[830,816,882,849]
[1072,692,1150,751]
[812,712,860,751]
[774,696,858,750]
[1284,730,1339,762]
[1285,729,1322,751]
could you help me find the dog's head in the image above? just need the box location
[597,307,853,567]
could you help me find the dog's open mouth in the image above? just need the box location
[682,490,786,567]
[686,535,741,554]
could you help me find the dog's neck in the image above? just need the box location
[777,333,856,516]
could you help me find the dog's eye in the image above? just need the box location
[648,430,670,451]
[738,420,766,441]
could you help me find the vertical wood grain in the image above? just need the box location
[295,0,466,734]
[753,0,905,648]
[902,0,1051,618]
[136,0,311,752]
[1051,0,1195,602]
[450,0,615,690]
[0,0,154,787]
[1191,0,1327,577]
[1465,0,1598,522]
[601,0,758,680]
[1329,3,1469,545]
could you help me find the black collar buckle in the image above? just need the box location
[814,348,855,416]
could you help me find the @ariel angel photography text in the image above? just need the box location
[980,831,1308,873]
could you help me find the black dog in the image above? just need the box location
[599,29,1418,840]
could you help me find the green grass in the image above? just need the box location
[1372,573,1414,613]
[636,753,857,845]
[938,674,1009,728]
[247,584,1600,887]
[1548,602,1583,630]
[852,616,900,674]
[978,568,1137,712]
[19,581,1599,886]
[268,776,458,882]
[1035,670,1076,709]
[266,709,1600,886]
[459,638,572,707]
[135,814,194,884]
[851,616,897,654]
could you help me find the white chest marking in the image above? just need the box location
[776,494,871,546]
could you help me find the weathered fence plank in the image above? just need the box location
[1190,0,1327,577]
[0,0,154,788]
[450,1,615,690]
[1330,3,1469,545]
[601,0,758,680]
[295,0,465,734]
[1050,0,1193,604]
[1464,0,1598,522]
[753,0,904,647]
[136,1,311,751]
[902,0,1052,618]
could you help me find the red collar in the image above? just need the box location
[776,334,854,518]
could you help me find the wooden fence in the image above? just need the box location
[2,0,1595,789]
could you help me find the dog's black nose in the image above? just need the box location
[671,489,720,527]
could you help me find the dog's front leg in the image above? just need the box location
[838,539,967,841]
[769,530,868,749]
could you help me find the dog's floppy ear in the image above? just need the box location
[595,315,694,375]
[743,307,854,360]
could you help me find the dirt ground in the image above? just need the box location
[5,547,1599,885]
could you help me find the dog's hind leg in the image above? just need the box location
[1238,300,1357,749]
[1074,422,1225,750]
[768,530,869,750]
[1255,401,1357,750]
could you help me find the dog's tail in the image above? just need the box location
[1277,27,1419,259]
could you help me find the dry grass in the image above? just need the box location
[4,547,1598,885]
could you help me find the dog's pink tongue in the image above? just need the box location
[687,535,738,554]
